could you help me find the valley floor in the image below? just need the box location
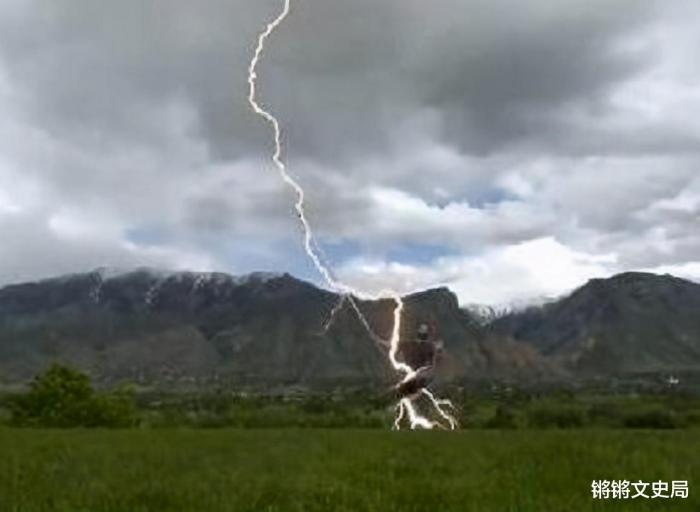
[1,428,698,511]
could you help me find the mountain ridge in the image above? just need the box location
[1,269,699,387]
[492,271,700,375]
[0,268,499,386]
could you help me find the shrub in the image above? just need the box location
[10,363,136,428]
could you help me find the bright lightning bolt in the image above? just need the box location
[393,401,406,430]
[247,0,457,431]
[422,388,458,430]
[402,397,436,430]
[247,0,337,292]
[246,0,378,340]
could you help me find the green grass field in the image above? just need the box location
[0,428,697,511]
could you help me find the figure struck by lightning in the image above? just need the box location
[247,0,457,430]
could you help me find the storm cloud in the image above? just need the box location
[0,0,699,304]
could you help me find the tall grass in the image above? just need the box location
[0,428,697,511]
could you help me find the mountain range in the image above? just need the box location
[491,272,700,376]
[0,269,698,388]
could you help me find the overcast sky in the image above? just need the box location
[1,0,699,305]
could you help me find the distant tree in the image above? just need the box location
[10,363,136,427]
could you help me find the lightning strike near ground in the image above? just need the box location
[247,0,457,430]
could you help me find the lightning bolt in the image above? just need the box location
[246,0,383,346]
[247,0,340,294]
[320,294,347,334]
[247,0,375,335]
[247,0,457,430]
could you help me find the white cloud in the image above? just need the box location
[0,0,699,306]
[338,237,617,306]
[0,209,216,285]
[644,262,700,283]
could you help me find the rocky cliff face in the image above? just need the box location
[0,269,512,386]
[2,269,697,387]
[492,272,700,375]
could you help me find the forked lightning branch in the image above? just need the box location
[247,0,457,430]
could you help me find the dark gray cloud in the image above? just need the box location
[0,0,699,303]
[0,0,660,161]
[267,0,660,160]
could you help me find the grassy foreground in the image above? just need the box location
[0,428,697,512]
